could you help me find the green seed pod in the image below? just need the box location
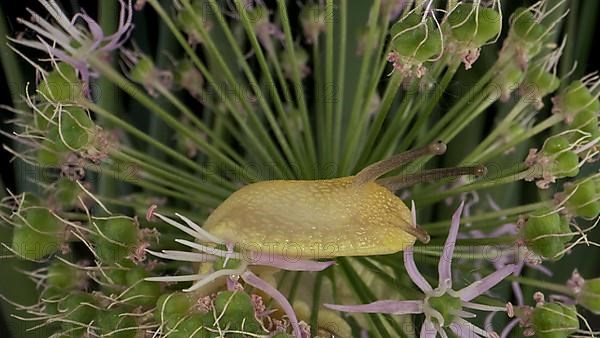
[174,58,204,95]
[511,8,546,45]
[41,287,67,315]
[154,292,192,324]
[129,55,156,84]
[543,136,570,154]
[54,178,79,209]
[447,4,501,46]
[565,181,600,219]
[578,277,600,315]
[427,293,462,326]
[94,218,139,264]
[12,208,65,260]
[300,4,326,43]
[522,208,565,260]
[562,81,600,115]
[390,13,443,62]
[531,302,579,338]
[47,261,80,289]
[168,313,213,338]
[96,308,139,338]
[58,107,94,150]
[37,139,67,167]
[571,109,600,139]
[38,63,83,102]
[541,136,580,178]
[123,267,161,308]
[59,293,98,333]
[494,60,524,96]
[558,216,573,244]
[213,291,262,337]
[553,151,580,178]
[522,65,560,98]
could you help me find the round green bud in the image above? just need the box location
[447,4,501,46]
[532,303,579,338]
[36,139,67,167]
[54,178,79,209]
[494,60,524,91]
[523,65,560,97]
[427,293,462,326]
[578,277,600,315]
[11,208,65,260]
[543,136,570,154]
[566,181,600,219]
[553,151,580,178]
[58,108,93,150]
[154,292,192,323]
[47,261,80,289]
[511,8,546,44]
[522,208,565,260]
[123,268,161,308]
[558,216,574,244]
[213,291,261,335]
[94,218,139,263]
[563,81,600,115]
[38,63,83,102]
[60,293,98,332]
[96,308,139,338]
[129,55,156,84]
[168,313,213,338]
[390,13,443,62]
[41,287,67,315]
[571,109,600,138]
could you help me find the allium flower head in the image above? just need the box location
[326,202,515,337]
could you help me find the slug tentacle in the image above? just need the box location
[353,141,448,185]
[377,165,488,191]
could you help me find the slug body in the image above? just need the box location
[202,143,484,259]
[204,177,418,258]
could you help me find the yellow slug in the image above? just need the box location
[203,142,486,258]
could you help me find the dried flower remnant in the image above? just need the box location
[11,0,133,92]
[326,202,515,338]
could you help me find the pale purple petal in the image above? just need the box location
[500,318,520,338]
[420,319,438,338]
[528,262,553,276]
[450,322,483,338]
[438,201,465,288]
[511,262,525,305]
[458,264,515,301]
[242,271,301,338]
[324,300,423,315]
[404,246,433,293]
[249,253,335,272]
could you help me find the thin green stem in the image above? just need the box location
[277,0,318,174]
[310,272,324,337]
[150,0,292,179]
[324,0,335,165]
[333,0,348,166]
[339,0,382,175]
[508,276,573,295]
[88,57,255,181]
[414,167,533,205]
[422,201,550,230]
[478,114,564,163]
[399,61,461,150]
[234,1,304,177]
